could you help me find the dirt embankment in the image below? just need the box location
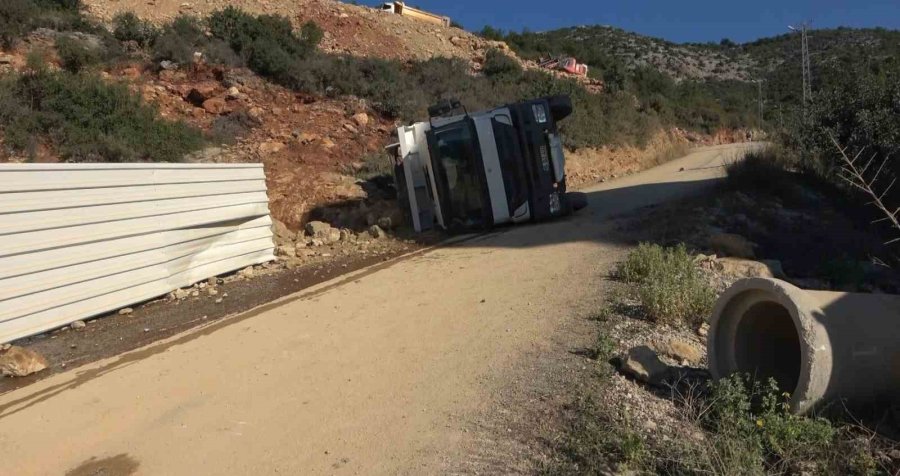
[83,0,509,64]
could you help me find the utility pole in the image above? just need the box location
[757,79,764,125]
[788,22,812,107]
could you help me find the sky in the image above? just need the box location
[385,0,900,43]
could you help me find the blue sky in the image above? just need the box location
[384,0,900,43]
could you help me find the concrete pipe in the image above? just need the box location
[708,278,900,414]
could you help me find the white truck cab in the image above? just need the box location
[388,96,585,233]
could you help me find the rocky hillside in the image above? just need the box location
[493,24,900,84]
[83,0,508,64]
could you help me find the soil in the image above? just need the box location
[0,233,435,394]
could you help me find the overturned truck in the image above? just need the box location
[387,95,586,233]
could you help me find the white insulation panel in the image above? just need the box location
[0,163,275,343]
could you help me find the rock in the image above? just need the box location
[296,132,319,144]
[656,339,703,364]
[202,97,228,115]
[619,346,670,385]
[339,229,355,242]
[207,277,219,287]
[184,81,220,105]
[247,106,265,121]
[118,308,133,316]
[207,287,219,296]
[377,217,393,230]
[226,86,242,99]
[715,257,785,279]
[708,233,757,259]
[351,112,369,127]
[0,346,48,377]
[698,323,710,338]
[305,221,336,241]
[173,288,190,300]
[277,244,297,258]
[326,227,341,243]
[258,141,285,155]
[271,219,296,244]
[238,266,255,279]
[71,320,86,329]
[159,60,178,70]
[1,343,10,351]
[343,123,358,134]
[369,225,386,239]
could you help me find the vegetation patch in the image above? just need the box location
[616,243,715,327]
[0,63,204,161]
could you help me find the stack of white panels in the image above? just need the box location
[0,163,275,343]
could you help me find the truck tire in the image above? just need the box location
[566,192,588,212]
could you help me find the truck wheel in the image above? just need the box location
[566,192,588,212]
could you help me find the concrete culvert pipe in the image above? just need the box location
[708,278,900,414]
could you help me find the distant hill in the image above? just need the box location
[481,26,900,114]
[484,25,900,88]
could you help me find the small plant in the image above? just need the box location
[0,66,204,161]
[112,12,158,47]
[350,152,394,181]
[482,48,522,78]
[616,243,716,327]
[55,35,101,72]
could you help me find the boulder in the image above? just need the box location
[655,339,703,364]
[708,233,756,259]
[619,346,670,385]
[351,112,369,127]
[306,221,334,239]
[276,245,296,258]
[202,97,229,115]
[369,225,386,239]
[0,346,48,378]
[237,266,255,279]
[258,141,285,155]
[271,219,297,244]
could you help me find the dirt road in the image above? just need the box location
[0,143,757,475]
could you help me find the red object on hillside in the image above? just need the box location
[539,56,589,76]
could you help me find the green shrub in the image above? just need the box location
[616,243,715,327]
[703,375,836,474]
[0,67,204,161]
[152,14,206,64]
[112,12,158,47]
[482,48,522,78]
[55,35,101,72]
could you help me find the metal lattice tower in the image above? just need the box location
[789,22,813,106]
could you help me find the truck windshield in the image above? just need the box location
[433,125,486,228]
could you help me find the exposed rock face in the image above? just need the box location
[0,346,48,378]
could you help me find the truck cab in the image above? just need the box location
[389,95,584,233]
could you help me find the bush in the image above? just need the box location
[0,67,204,161]
[152,14,206,64]
[55,35,101,72]
[112,12,158,47]
[700,375,836,474]
[616,243,715,327]
[482,48,522,78]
